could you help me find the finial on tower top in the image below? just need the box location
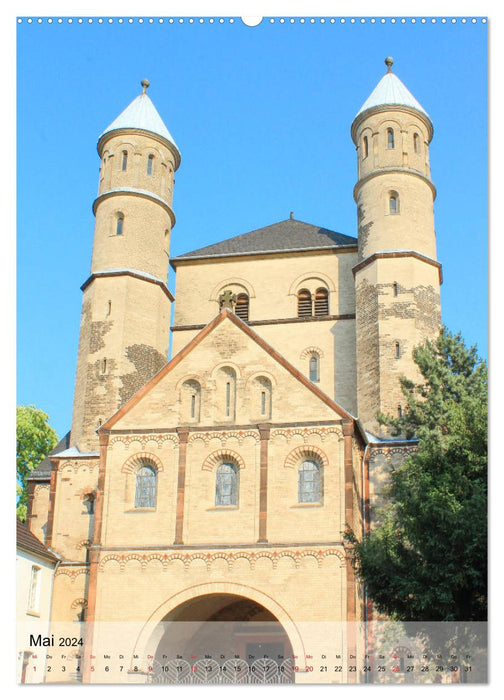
[141,79,150,94]
[385,57,394,73]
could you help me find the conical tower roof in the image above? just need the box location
[98,80,180,164]
[352,57,432,142]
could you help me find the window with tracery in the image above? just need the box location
[135,465,157,508]
[215,463,238,506]
[298,460,323,503]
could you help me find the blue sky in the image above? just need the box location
[16,15,488,440]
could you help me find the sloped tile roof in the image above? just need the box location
[28,431,70,480]
[16,519,59,563]
[172,218,357,263]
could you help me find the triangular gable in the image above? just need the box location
[100,309,356,432]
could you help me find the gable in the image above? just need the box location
[102,310,354,432]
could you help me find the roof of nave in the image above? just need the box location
[171,217,357,264]
[16,519,60,563]
[28,431,71,480]
[99,80,179,154]
[355,57,428,119]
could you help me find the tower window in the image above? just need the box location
[393,282,399,297]
[395,341,401,359]
[261,390,266,415]
[107,300,112,316]
[216,463,238,507]
[309,355,320,382]
[116,214,124,235]
[387,128,395,149]
[389,193,399,215]
[100,358,107,375]
[362,135,369,158]
[297,289,312,317]
[121,150,128,171]
[398,405,403,419]
[314,288,329,316]
[135,465,157,509]
[190,394,196,419]
[298,460,323,504]
[147,154,154,175]
[234,293,249,322]
[413,133,420,154]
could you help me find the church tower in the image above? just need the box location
[351,58,442,435]
[70,80,181,450]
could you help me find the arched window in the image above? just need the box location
[393,282,399,297]
[362,135,369,158]
[215,463,238,506]
[217,366,236,421]
[100,358,107,375]
[397,405,403,419]
[234,293,249,322]
[147,154,154,175]
[387,128,395,149]
[116,214,124,235]
[413,133,420,154]
[314,288,329,316]
[298,460,323,503]
[297,289,312,317]
[253,376,272,419]
[181,379,201,422]
[389,193,399,215]
[121,150,128,171]
[135,465,157,508]
[395,341,401,359]
[309,355,320,382]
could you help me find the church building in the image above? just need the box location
[26,58,442,684]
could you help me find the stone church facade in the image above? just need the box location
[26,59,441,683]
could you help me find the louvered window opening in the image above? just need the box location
[135,465,156,508]
[298,460,322,503]
[314,288,329,316]
[297,290,312,317]
[216,463,238,506]
[235,294,249,322]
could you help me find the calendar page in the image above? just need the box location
[16,10,488,686]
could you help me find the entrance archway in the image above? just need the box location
[147,593,296,683]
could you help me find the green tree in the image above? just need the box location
[345,328,487,621]
[16,405,58,521]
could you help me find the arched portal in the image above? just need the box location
[146,593,296,684]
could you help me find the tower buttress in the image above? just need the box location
[352,58,442,435]
[70,80,181,450]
